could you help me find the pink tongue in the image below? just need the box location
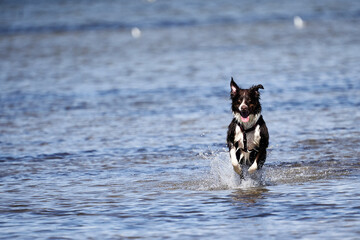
[241,116,250,123]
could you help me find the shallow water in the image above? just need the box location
[1,0,360,239]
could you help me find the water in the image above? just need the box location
[1,0,360,239]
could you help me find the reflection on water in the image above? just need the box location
[231,187,269,205]
[1,0,360,239]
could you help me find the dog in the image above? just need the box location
[227,78,269,178]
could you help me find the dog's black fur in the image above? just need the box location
[227,78,269,177]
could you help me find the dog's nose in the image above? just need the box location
[241,105,248,112]
[240,105,249,117]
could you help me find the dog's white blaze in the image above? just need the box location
[238,98,246,112]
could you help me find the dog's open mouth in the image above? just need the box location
[240,112,250,123]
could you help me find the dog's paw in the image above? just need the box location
[248,161,258,173]
[233,164,243,176]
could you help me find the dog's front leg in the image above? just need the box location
[230,147,243,177]
[248,157,258,173]
[248,149,266,173]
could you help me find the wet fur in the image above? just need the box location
[227,78,269,177]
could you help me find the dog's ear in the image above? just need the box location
[250,84,264,97]
[251,84,264,92]
[230,77,240,97]
[251,84,264,91]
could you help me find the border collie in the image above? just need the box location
[227,78,269,178]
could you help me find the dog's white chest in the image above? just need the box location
[234,125,261,152]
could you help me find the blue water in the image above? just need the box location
[1,0,360,239]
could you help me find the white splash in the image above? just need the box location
[131,27,141,38]
[294,16,305,29]
[197,151,264,190]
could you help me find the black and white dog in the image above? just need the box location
[227,78,269,178]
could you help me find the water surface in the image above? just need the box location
[1,0,360,239]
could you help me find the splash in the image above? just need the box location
[195,150,265,190]
[181,148,353,191]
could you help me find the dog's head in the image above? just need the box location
[230,77,264,124]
